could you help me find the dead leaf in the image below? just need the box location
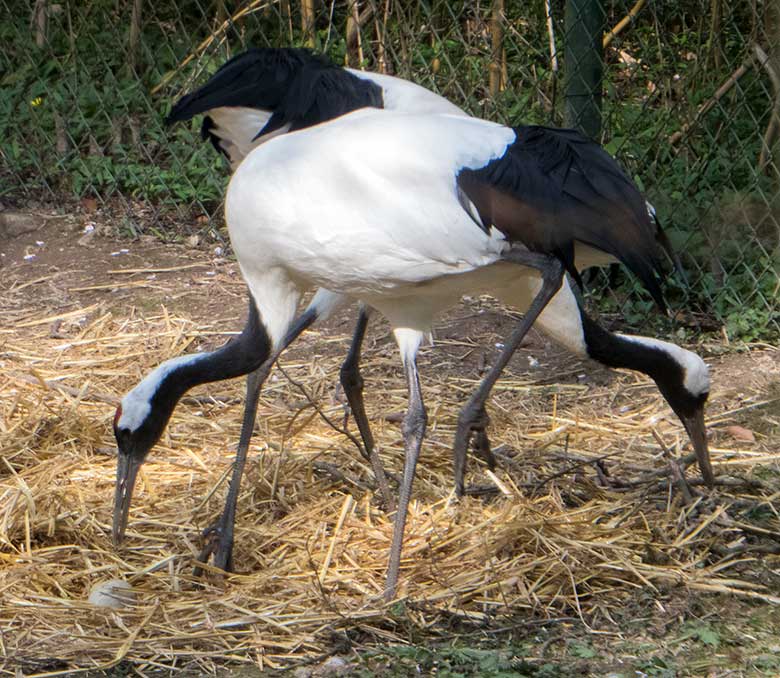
[725,425,755,443]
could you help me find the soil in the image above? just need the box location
[3,206,779,421]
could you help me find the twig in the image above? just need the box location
[708,396,780,424]
[181,394,242,406]
[8,371,119,405]
[651,428,694,504]
[532,440,627,492]
[669,55,755,145]
[489,0,505,97]
[150,0,276,95]
[753,43,780,173]
[603,0,647,48]
[311,461,371,491]
[275,362,367,460]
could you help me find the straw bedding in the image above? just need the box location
[1,287,779,673]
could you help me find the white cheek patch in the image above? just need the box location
[619,334,710,396]
[683,357,710,397]
[118,353,205,432]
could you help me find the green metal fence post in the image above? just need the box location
[564,0,605,139]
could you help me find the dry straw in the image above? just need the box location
[1,290,778,674]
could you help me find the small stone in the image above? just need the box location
[725,425,755,443]
[88,579,136,609]
[315,657,349,676]
[0,211,45,238]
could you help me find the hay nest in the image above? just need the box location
[1,297,779,674]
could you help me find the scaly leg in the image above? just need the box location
[194,306,318,575]
[384,354,427,601]
[339,306,395,512]
[454,252,564,496]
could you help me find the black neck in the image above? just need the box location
[579,308,682,388]
[154,296,271,409]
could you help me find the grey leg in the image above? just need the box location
[339,306,395,512]
[194,306,318,575]
[384,355,427,601]
[454,251,564,496]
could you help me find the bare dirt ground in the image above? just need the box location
[2,210,780,677]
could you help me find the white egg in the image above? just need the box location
[87,579,136,609]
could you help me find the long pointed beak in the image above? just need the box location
[113,453,142,545]
[682,408,714,488]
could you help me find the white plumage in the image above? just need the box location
[111,52,714,602]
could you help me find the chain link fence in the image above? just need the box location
[2,0,779,339]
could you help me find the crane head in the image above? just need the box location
[111,392,176,544]
[649,346,714,487]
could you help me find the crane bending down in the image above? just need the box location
[166,48,469,513]
[113,109,713,600]
[165,48,686,515]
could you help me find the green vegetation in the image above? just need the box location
[0,0,777,338]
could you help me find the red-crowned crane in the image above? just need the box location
[165,47,685,512]
[112,108,713,600]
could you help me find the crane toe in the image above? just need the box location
[193,521,235,577]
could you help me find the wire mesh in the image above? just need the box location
[1,0,778,339]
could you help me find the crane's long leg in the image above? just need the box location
[453,252,564,496]
[384,353,427,601]
[194,308,318,575]
[339,306,395,512]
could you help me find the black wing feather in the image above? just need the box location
[457,125,667,311]
[166,47,383,143]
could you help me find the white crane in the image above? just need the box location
[166,47,683,510]
[113,108,713,600]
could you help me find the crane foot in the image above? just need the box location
[453,404,497,495]
[193,519,234,577]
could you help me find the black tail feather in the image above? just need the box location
[457,125,670,313]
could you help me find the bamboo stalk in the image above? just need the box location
[345,0,362,68]
[755,42,780,178]
[301,0,316,47]
[489,0,505,98]
[603,0,647,49]
[545,0,559,72]
[128,0,144,73]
